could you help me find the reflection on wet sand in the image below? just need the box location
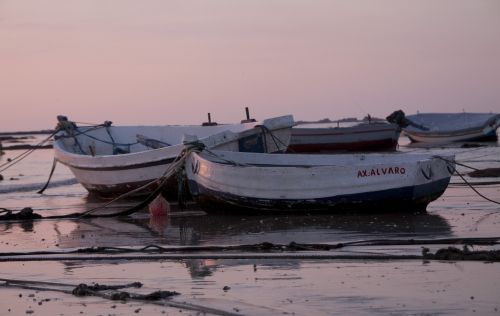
[51,211,452,279]
[0,220,35,233]
[170,212,452,243]
[55,211,451,248]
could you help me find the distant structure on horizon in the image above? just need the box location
[296,115,385,125]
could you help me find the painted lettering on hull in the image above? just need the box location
[357,167,406,178]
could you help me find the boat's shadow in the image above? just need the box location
[56,210,453,278]
[51,209,452,250]
[166,211,452,243]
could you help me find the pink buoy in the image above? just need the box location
[148,194,169,217]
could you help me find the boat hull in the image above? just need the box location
[288,123,401,152]
[188,178,451,213]
[64,159,179,198]
[186,151,454,213]
[403,112,500,143]
[404,127,498,143]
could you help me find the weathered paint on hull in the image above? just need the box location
[82,177,181,199]
[64,161,175,197]
[188,177,451,213]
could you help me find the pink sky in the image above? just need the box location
[1,0,499,131]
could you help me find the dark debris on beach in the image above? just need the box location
[422,246,500,261]
[468,168,500,178]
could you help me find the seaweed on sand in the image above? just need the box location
[422,246,500,261]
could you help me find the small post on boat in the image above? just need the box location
[202,112,218,126]
[241,107,257,123]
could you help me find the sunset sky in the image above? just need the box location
[1,0,499,131]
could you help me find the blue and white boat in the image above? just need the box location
[402,112,500,143]
[186,150,455,213]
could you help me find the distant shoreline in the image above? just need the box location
[0,130,55,136]
[2,144,53,150]
[0,130,54,151]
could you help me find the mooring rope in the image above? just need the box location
[0,253,424,262]
[37,158,57,194]
[433,155,500,205]
[0,278,239,316]
[198,126,287,167]
[1,238,498,258]
[259,125,289,152]
[448,158,480,171]
[0,131,58,173]
[0,141,205,221]
[0,248,499,262]
[55,124,139,148]
[0,278,143,293]
[78,141,204,218]
[454,168,500,205]
[0,120,117,178]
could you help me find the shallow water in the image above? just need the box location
[1,136,500,315]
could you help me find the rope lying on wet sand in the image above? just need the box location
[0,251,499,262]
[0,253,425,262]
[1,238,499,262]
[0,278,239,316]
[0,279,137,296]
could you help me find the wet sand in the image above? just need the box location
[1,137,499,315]
[1,259,499,315]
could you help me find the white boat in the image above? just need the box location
[186,150,455,213]
[401,112,500,143]
[54,115,294,197]
[288,122,401,152]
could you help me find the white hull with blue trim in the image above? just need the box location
[186,150,455,212]
[54,115,294,197]
[403,112,500,143]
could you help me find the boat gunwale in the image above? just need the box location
[53,139,183,169]
[194,150,452,168]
